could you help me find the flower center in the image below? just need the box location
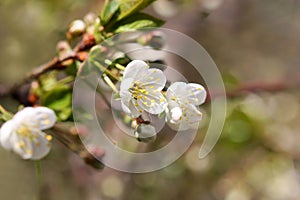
[17,125,34,138]
[129,81,149,100]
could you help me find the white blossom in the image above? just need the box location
[120,60,167,117]
[165,82,206,131]
[0,107,56,160]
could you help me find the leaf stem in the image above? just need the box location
[103,74,119,93]
[35,160,43,186]
[92,61,120,81]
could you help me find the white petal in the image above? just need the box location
[13,107,36,123]
[140,68,166,91]
[120,78,133,109]
[12,130,51,160]
[12,134,33,160]
[166,82,188,101]
[120,78,133,94]
[137,92,167,115]
[166,104,202,131]
[185,104,202,124]
[30,131,51,160]
[167,82,207,106]
[123,60,148,80]
[188,83,207,105]
[128,100,143,118]
[120,90,131,107]
[0,120,16,150]
[33,107,57,130]
[121,100,142,118]
[121,101,131,115]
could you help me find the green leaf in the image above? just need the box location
[0,105,13,121]
[58,107,72,121]
[117,0,156,20]
[41,86,72,121]
[78,46,106,77]
[114,13,164,33]
[101,0,120,25]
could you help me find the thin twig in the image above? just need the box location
[206,80,300,102]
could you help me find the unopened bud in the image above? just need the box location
[56,41,73,62]
[134,124,157,143]
[70,125,89,137]
[67,19,86,39]
[84,12,98,26]
[137,31,165,49]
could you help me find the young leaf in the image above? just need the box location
[78,45,106,76]
[42,86,71,109]
[101,0,120,25]
[117,0,156,20]
[114,12,164,33]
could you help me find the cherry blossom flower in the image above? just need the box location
[120,60,167,117]
[165,82,206,131]
[0,107,56,160]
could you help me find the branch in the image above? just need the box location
[226,81,293,98]
[27,33,96,81]
[207,80,300,102]
[0,34,96,103]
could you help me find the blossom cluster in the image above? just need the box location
[120,60,207,131]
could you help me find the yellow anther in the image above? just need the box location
[18,141,26,148]
[17,126,31,138]
[26,150,33,155]
[149,85,154,89]
[44,119,51,125]
[142,90,149,95]
[46,135,53,141]
[160,98,165,102]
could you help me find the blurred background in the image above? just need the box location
[1,0,300,199]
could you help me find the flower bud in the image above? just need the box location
[137,31,165,49]
[84,12,98,26]
[67,19,86,39]
[134,124,157,143]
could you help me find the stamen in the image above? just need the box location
[44,119,51,125]
[18,141,26,148]
[46,135,53,141]
[26,150,32,155]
